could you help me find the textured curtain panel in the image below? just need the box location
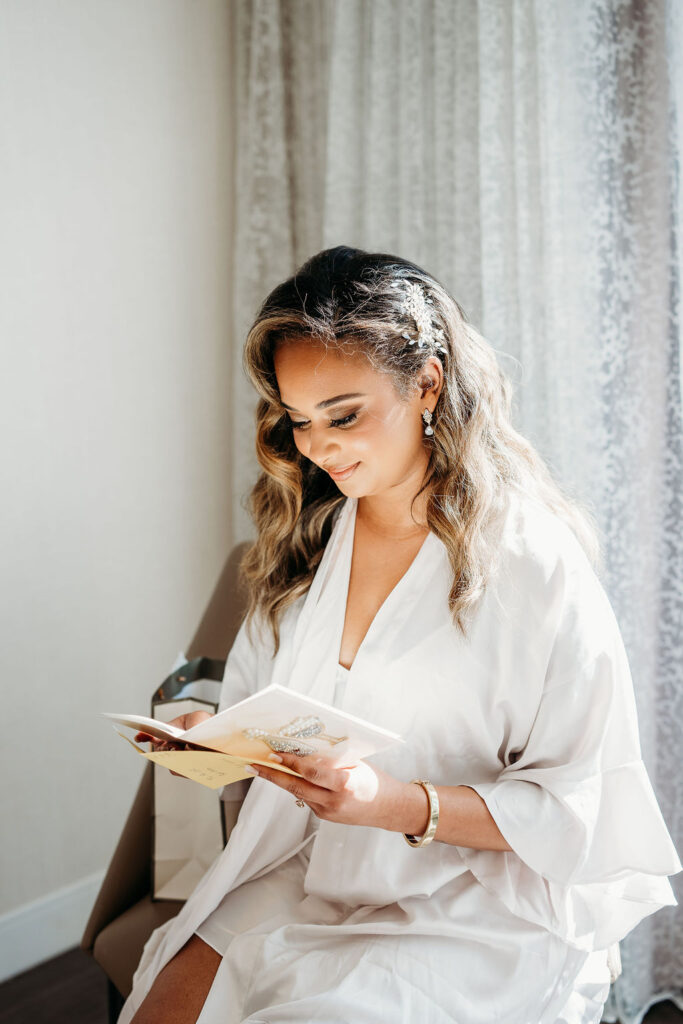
[228,2,682,1019]
[230,0,334,518]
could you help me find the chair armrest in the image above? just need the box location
[81,762,153,952]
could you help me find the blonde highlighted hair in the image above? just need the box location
[239,245,602,654]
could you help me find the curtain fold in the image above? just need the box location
[229,2,682,1019]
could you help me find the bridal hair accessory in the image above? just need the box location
[391,279,448,357]
[422,408,434,436]
[403,779,439,847]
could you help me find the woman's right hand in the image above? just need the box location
[135,710,214,776]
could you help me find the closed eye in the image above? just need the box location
[289,411,358,431]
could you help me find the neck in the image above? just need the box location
[356,468,431,539]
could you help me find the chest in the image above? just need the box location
[337,526,428,670]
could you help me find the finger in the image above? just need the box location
[268,753,350,792]
[250,763,325,805]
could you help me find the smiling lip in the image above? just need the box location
[326,462,360,480]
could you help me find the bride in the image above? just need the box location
[123,245,680,1024]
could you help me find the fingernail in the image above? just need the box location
[243,765,259,775]
[267,753,283,763]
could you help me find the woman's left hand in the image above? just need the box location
[247,753,425,833]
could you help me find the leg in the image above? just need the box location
[130,933,223,1024]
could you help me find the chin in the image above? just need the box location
[333,478,361,493]
[333,477,367,497]
[339,477,379,499]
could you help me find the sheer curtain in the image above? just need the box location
[228,2,683,1020]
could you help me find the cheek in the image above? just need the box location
[342,419,392,459]
[364,404,417,454]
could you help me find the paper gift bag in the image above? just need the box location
[151,653,227,901]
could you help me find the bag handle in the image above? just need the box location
[152,656,227,703]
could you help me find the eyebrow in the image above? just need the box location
[280,392,366,412]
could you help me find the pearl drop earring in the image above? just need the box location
[422,408,434,436]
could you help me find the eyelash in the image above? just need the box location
[289,411,358,431]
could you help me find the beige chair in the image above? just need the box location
[81,542,249,1022]
[81,540,622,1021]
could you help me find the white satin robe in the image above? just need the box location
[117,492,681,1024]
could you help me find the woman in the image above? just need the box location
[122,246,681,1024]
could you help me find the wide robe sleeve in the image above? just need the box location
[216,608,274,805]
[459,519,682,954]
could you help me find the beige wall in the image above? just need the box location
[0,0,235,971]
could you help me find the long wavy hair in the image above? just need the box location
[239,245,602,654]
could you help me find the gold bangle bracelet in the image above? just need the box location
[403,779,439,847]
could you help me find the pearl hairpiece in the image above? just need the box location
[391,279,448,356]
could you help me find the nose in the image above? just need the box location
[306,424,340,468]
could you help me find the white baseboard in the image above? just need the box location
[0,869,106,984]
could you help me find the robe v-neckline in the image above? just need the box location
[335,497,436,674]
